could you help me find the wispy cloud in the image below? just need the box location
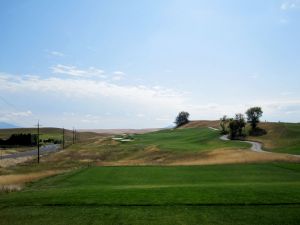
[45,50,65,57]
[248,73,260,79]
[50,64,106,78]
[50,51,65,57]
[281,0,300,10]
[1,69,300,126]
[0,72,186,112]
[112,71,125,81]
[0,110,33,123]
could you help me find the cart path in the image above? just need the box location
[207,127,300,157]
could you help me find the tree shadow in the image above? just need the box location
[249,127,267,136]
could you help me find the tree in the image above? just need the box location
[228,118,239,139]
[246,107,263,130]
[235,113,246,137]
[174,111,190,127]
[219,115,229,134]
[228,114,246,139]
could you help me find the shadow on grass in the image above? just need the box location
[249,127,267,136]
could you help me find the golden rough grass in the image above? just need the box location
[181,120,220,129]
[96,148,300,166]
[0,156,33,168]
[170,149,300,165]
[0,170,64,185]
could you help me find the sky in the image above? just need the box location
[0,0,300,129]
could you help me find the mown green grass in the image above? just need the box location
[1,164,300,225]
[122,128,250,152]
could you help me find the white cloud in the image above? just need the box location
[51,64,106,78]
[10,110,32,117]
[50,51,64,57]
[80,114,102,123]
[0,110,33,124]
[281,0,299,10]
[113,71,126,76]
[112,71,125,81]
[137,113,145,118]
[1,70,300,126]
[0,73,186,112]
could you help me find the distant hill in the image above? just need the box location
[0,122,20,129]
[79,128,161,135]
[180,120,220,129]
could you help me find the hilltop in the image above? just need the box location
[180,120,220,129]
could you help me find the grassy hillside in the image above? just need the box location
[128,127,249,152]
[182,120,300,155]
[1,164,300,225]
[245,122,300,154]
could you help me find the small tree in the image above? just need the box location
[174,111,190,127]
[228,118,239,139]
[220,115,229,134]
[235,113,246,137]
[246,107,263,130]
[228,114,246,139]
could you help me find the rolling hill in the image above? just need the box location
[181,120,300,155]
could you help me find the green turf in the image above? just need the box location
[1,164,300,224]
[122,127,250,152]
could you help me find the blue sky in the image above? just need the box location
[0,0,300,128]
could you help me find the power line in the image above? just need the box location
[0,95,19,111]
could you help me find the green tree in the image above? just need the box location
[219,115,229,134]
[228,114,246,139]
[174,111,190,127]
[228,118,239,139]
[246,107,263,130]
[235,113,246,137]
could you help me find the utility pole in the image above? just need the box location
[62,128,65,149]
[72,128,75,144]
[37,120,40,164]
[75,129,78,142]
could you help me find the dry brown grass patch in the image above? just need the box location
[0,170,64,186]
[0,184,23,193]
[169,149,300,165]
[0,156,33,168]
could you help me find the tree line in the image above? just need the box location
[0,133,38,146]
[220,107,264,139]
